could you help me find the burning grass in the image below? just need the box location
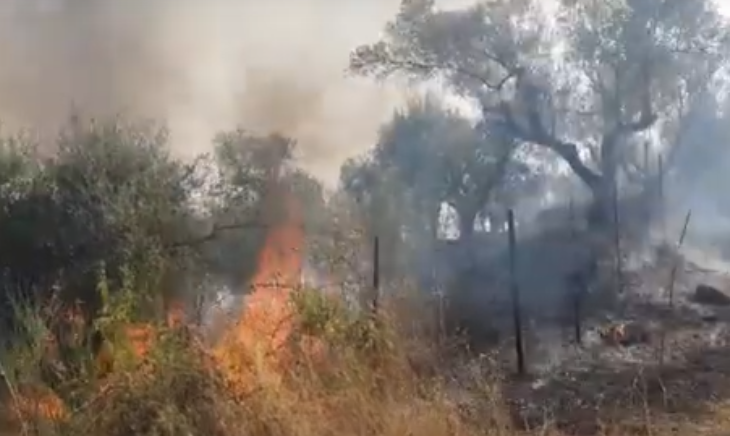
[6,287,730,436]
[4,183,730,436]
[0,288,507,436]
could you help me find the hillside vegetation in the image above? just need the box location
[3,0,730,435]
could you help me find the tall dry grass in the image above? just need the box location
[0,287,515,436]
[3,287,730,436]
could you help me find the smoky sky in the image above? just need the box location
[0,0,414,184]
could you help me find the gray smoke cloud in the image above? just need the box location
[0,0,411,184]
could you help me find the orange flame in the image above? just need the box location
[166,299,185,328]
[212,176,306,392]
[0,385,67,431]
[242,181,303,346]
[124,325,155,359]
[6,171,311,422]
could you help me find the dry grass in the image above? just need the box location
[1,288,730,436]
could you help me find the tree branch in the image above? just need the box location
[166,220,268,249]
[491,101,602,189]
[371,53,520,92]
[619,59,658,133]
[473,143,516,210]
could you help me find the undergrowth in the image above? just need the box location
[0,286,511,436]
[1,287,729,436]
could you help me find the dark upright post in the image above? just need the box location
[573,287,582,345]
[658,155,665,239]
[668,211,692,309]
[507,210,525,376]
[372,236,380,314]
[568,192,582,345]
[612,175,623,294]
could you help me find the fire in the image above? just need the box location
[213,176,305,392]
[241,182,303,347]
[166,300,185,328]
[124,324,156,359]
[117,298,187,360]
[4,170,311,424]
[0,385,67,431]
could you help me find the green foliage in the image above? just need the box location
[0,116,327,334]
[291,289,395,357]
[292,289,352,341]
[338,96,536,288]
[0,118,195,317]
[202,130,325,290]
[350,0,730,219]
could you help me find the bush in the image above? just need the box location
[0,281,508,436]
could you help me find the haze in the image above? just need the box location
[0,0,410,184]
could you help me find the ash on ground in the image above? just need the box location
[455,240,730,434]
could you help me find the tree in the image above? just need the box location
[340,154,414,284]
[338,96,541,294]
[669,95,730,227]
[350,0,730,231]
[200,131,295,291]
[199,130,330,294]
[0,117,215,327]
[0,119,306,331]
[343,96,533,244]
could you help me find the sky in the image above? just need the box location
[0,0,478,186]
[0,0,728,185]
[720,0,730,15]
[0,0,408,184]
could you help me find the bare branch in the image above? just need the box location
[166,220,269,249]
[350,44,520,92]
[492,101,602,188]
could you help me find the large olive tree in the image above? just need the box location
[351,0,730,231]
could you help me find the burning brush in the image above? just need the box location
[598,321,652,347]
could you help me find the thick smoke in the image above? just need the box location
[0,0,408,184]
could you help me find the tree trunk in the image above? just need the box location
[491,81,656,236]
[586,177,613,234]
[490,209,507,233]
[457,206,478,243]
[592,132,622,233]
[455,204,479,272]
[430,203,441,240]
